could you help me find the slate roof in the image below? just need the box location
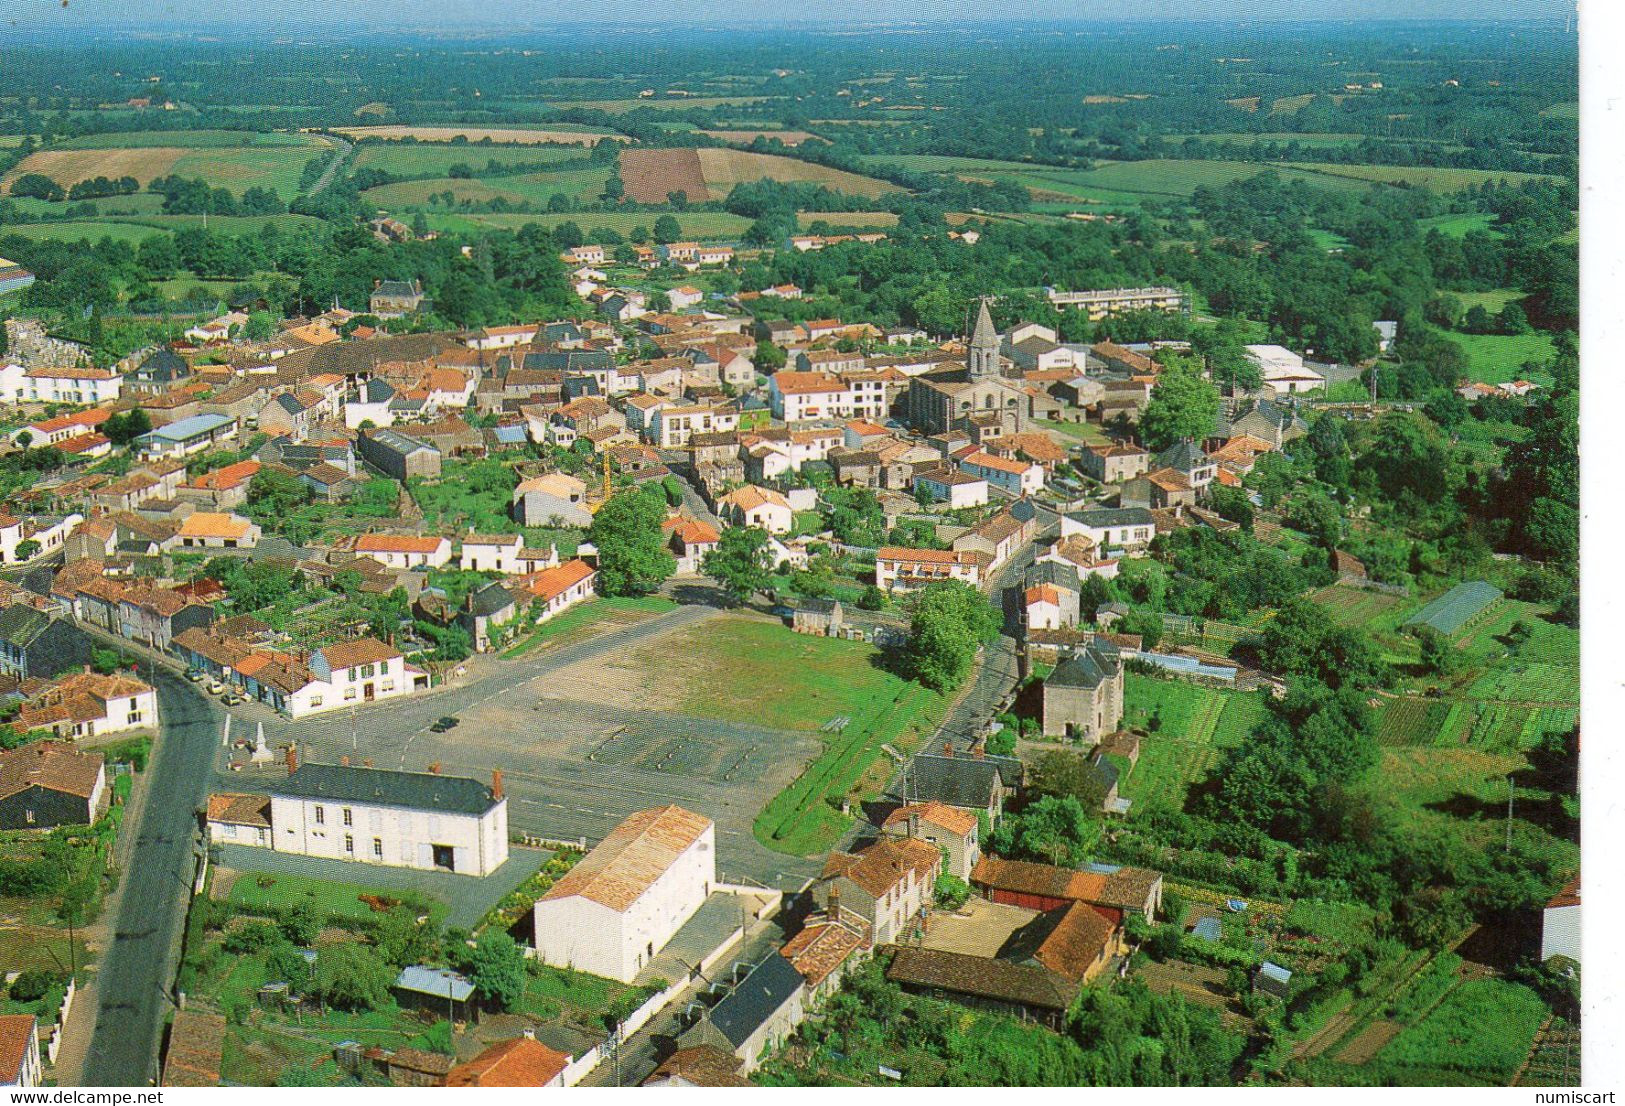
[705,953,804,1048]
[904,752,1023,809]
[1153,440,1210,472]
[1046,639,1122,690]
[466,582,518,618]
[272,763,499,817]
[1067,506,1155,530]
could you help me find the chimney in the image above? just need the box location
[83,664,92,674]
[362,758,373,768]
[943,742,954,758]
[340,755,350,767]
[427,762,441,774]
[522,1028,535,1041]
[285,744,298,775]
[492,769,504,801]
[827,883,840,919]
[973,744,985,760]
[907,810,920,838]
[465,590,476,612]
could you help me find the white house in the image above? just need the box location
[1245,344,1326,396]
[468,323,540,350]
[0,1014,42,1087]
[717,485,794,534]
[23,366,124,405]
[516,558,597,624]
[532,805,716,983]
[1541,877,1580,964]
[460,533,523,574]
[1062,507,1156,552]
[768,371,847,423]
[0,512,84,564]
[354,534,453,570]
[309,638,414,709]
[259,758,509,876]
[958,450,1044,496]
[874,547,985,593]
[912,469,989,509]
[16,670,156,738]
[513,473,593,528]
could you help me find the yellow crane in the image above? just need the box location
[588,450,613,514]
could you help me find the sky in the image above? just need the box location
[0,0,1579,30]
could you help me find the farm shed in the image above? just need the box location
[1402,581,1504,636]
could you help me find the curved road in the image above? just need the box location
[306,134,352,196]
[82,671,221,1087]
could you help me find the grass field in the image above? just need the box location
[1421,212,1503,238]
[53,129,316,149]
[349,143,583,178]
[1446,288,1522,314]
[420,210,753,238]
[4,132,329,198]
[620,146,900,204]
[362,166,613,209]
[0,220,168,244]
[1172,132,1368,148]
[906,158,1376,207]
[331,124,623,145]
[1284,162,1559,192]
[1449,330,1558,384]
[552,96,775,114]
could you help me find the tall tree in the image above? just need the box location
[588,486,675,597]
[702,525,774,604]
[1139,356,1220,452]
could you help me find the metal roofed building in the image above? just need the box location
[134,412,238,460]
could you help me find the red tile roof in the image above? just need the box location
[541,805,712,913]
[443,1037,571,1087]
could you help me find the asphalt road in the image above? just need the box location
[82,670,221,1087]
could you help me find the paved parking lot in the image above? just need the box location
[214,604,828,891]
[920,897,1040,958]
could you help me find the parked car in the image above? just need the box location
[222,691,245,706]
[187,670,206,683]
[430,716,460,733]
[206,680,225,695]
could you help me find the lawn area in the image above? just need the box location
[522,963,637,1028]
[1036,418,1108,446]
[225,872,445,926]
[1122,672,1264,746]
[501,595,678,658]
[408,457,520,533]
[1449,330,1559,385]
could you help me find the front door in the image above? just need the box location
[364,682,376,701]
